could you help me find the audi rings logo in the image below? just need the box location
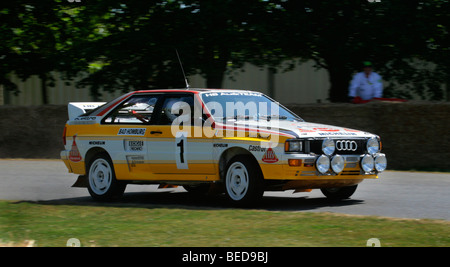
[336,140,358,151]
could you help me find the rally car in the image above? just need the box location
[61,89,387,204]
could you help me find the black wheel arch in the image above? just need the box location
[218,146,262,182]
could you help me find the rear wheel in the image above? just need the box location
[87,153,126,201]
[320,185,358,200]
[224,155,264,205]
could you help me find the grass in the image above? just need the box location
[389,168,450,174]
[0,201,449,247]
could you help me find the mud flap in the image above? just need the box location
[158,183,178,189]
[294,189,312,193]
[71,175,88,188]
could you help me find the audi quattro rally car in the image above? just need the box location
[61,89,387,204]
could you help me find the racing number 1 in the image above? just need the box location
[175,132,188,169]
[177,139,184,163]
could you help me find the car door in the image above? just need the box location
[101,93,161,180]
[147,93,215,176]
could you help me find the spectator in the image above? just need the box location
[348,61,383,103]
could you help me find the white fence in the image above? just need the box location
[2,60,331,105]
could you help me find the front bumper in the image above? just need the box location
[258,153,385,191]
[282,153,386,179]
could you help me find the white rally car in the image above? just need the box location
[61,89,387,204]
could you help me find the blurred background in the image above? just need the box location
[1,0,449,104]
[0,0,449,170]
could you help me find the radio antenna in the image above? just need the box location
[175,49,190,89]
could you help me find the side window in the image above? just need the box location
[158,95,194,126]
[103,95,159,124]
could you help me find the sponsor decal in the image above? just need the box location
[69,135,82,162]
[213,143,228,148]
[126,155,144,169]
[89,141,105,146]
[81,104,99,109]
[249,145,267,152]
[74,116,97,121]
[298,127,339,133]
[318,132,357,136]
[313,127,340,132]
[262,147,278,163]
[344,128,361,133]
[298,126,361,136]
[298,129,316,133]
[127,140,144,151]
[118,128,146,136]
[203,92,262,97]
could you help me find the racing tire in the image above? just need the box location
[87,153,126,201]
[320,185,358,200]
[224,155,264,205]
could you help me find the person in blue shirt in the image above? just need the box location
[348,61,383,103]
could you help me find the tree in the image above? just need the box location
[74,0,449,101]
[2,0,448,102]
[179,0,288,88]
[0,0,80,104]
[271,0,450,102]
[69,0,283,93]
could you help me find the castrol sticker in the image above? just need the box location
[262,148,278,163]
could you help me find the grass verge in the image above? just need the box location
[0,201,448,247]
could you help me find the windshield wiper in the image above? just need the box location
[217,115,302,122]
[219,115,251,121]
[260,115,288,121]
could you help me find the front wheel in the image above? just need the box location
[320,185,358,200]
[87,153,126,201]
[224,156,264,205]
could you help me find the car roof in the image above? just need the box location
[92,88,263,117]
[133,88,261,94]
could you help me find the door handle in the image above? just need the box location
[150,131,163,135]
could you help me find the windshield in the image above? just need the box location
[200,91,303,122]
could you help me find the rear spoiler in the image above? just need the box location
[68,102,106,120]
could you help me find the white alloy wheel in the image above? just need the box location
[89,158,113,196]
[226,162,250,201]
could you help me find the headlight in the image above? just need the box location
[285,140,302,153]
[316,155,330,174]
[322,138,335,156]
[361,155,374,173]
[374,155,387,172]
[367,137,380,155]
[331,155,345,174]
